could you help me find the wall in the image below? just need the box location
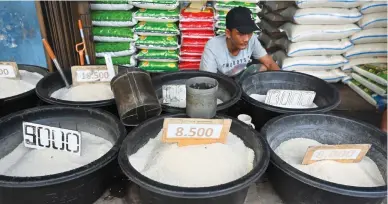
[0,1,47,68]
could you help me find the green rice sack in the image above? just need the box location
[215,10,260,22]
[216,28,259,36]
[93,27,137,42]
[215,21,226,29]
[91,0,133,10]
[92,11,137,27]
[96,55,136,67]
[134,22,179,36]
[352,63,387,86]
[136,49,179,62]
[134,8,179,22]
[132,0,179,10]
[351,72,387,96]
[138,61,179,72]
[344,78,386,110]
[136,36,179,50]
[95,42,136,57]
[214,1,261,13]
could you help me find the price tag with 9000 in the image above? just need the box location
[162,118,232,146]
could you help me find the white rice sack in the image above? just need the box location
[296,69,348,83]
[344,43,387,59]
[350,28,387,44]
[287,39,353,57]
[280,23,361,42]
[342,57,387,70]
[352,63,387,86]
[91,4,133,11]
[295,0,362,8]
[358,12,387,29]
[293,8,362,25]
[282,55,348,71]
[132,1,179,10]
[359,2,388,14]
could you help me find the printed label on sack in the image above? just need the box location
[0,61,19,78]
[162,85,186,104]
[23,122,81,156]
[162,118,232,146]
[265,89,316,108]
[71,65,116,86]
[302,144,371,165]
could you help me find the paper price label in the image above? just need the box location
[71,65,116,86]
[162,118,232,146]
[23,122,82,156]
[0,61,19,78]
[162,85,186,104]
[265,89,316,108]
[302,144,371,165]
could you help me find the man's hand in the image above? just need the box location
[258,55,281,71]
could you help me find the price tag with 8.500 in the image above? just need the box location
[71,65,116,86]
[162,118,232,146]
[23,122,81,156]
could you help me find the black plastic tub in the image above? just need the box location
[261,114,387,204]
[118,113,270,204]
[35,70,117,114]
[151,71,242,115]
[239,71,340,129]
[0,64,48,117]
[0,106,126,204]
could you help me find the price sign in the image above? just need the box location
[302,144,371,165]
[162,85,186,104]
[0,61,19,78]
[71,65,116,86]
[265,89,316,108]
[23,122,82,156]
[162,118,232,146]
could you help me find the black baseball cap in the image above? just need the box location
[226,7,259,34]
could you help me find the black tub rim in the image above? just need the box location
[0,105,126,188]
[261,113,388,198]
[241,71,341,113]
[35,70,116,107]
[152,70,242,113]
[1,64,48,103]
[118,113,270,199]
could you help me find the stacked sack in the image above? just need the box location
[179,7,215,70]
[214,0,261,36]
[91,0,137,67]
[132,0,180,72]
[276,0,365,83]
[341,1,387,109]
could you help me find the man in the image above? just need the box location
[200,7,280,77]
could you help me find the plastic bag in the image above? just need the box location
[179,21,214,31]
[91,0,133,10]
[342,57,387,71]
[134,8,179,22]
[282,55,348,71]
[350,28,387,44]
[351,73,387,96]
[352,63,387,86]
[95,42,136,57]
[180,46,205,56]
[180,8,214,22]
[344,43,387,59]
[359,2,388,14]
[92,11,137,27]
[182,38,209,47]
[214,1,262,13]
[296,69,348,83]
[93,27,137,42]
[293,8,362,25]
[295,0,362,9]
[181,30,214,39]
[343,79,386,109]
[136,49,179,62]
[279,23,360,42]
[179,61,200,70]
[132,0,179,10]
[136,36,179,50]
[138,61,179,72]
[358,12,387,29]
[96,55,136,67]
[287,39,353,57]
[134,21,180,36]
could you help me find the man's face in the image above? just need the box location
[226,28,253,50]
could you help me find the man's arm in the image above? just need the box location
[258,54,281,71]
[200,47,218,73]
